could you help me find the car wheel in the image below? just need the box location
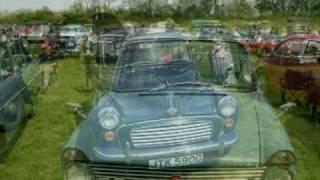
[0,95,25,132]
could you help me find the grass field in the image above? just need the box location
[0,58,319,180]
[0,58,91,180]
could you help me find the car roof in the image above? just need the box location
[285,34,320,40]
[63,24,83,27]
[128,32,189,42]
[191,19,223,26]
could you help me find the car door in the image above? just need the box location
[11,40,41,103]
[0,43,26,131]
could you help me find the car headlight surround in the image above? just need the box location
[264,167,293,180]
[63,148,87,162]
[65,163,91,180]
[97,107,121,130]
[269,151,296,165]
[218,96,237,117]
[62,149,91,180]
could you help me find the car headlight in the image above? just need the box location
[62,149,91,180]
[265,167,293,180]
[218,96,237,117]
[269,151,296,165]
[65,163,91,180]
[97,107,120,130]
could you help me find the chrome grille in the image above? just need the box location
[88,163,267,180]
[130,120,213,148]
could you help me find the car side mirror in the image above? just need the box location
[280,102,297,112]
[66,102,87,119]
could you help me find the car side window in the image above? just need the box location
[0,45,13,80]
[275,40,304,57]
[304,41,320,57]
[10,42,31,70]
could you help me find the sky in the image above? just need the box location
[0,0,255,12]
[0,0,76,12]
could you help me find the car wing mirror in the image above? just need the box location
[66,102,87,119]
[194,55,203,63]
[280,102,297,112]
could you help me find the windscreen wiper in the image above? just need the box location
[222,84,256,91]
[150,81,215,92]
[117,61,166,69]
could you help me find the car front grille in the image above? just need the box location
[88,163,267,180]
[130,120,213,148]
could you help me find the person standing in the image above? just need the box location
[210,43,233,84]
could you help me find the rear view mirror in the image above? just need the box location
[66,102,87,119]
[280,102,297,112]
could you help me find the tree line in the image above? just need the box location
[0,0,319,25]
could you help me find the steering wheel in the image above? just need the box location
[157,60,192,76]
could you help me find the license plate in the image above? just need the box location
[149,154,204,168]
[67,41,75,47]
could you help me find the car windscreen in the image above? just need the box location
[108,40,254,93]
[61,26,83,33]
[112,40,193,92]
[0,45,13,81]
[191,41,254,90]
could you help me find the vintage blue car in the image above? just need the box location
[0,39,42,153]
[62,33,296,180]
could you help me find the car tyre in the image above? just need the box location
[0,95,25,132]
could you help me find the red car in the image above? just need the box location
[258,34,320,57]
[266,37,320,65]
[285,33,320,40]
[257,37,320,93]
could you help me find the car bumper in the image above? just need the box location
[94,131,239,163]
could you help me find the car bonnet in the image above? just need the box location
[107,91,261,167]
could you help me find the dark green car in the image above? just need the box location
[0,40,42,152]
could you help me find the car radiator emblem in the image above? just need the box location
[167,107,178,115]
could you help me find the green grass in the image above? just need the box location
[0,58,319,180]
[0,58,92,180]
[267,94,320,180]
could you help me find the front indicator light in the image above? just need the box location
[224,118,234,128]
[105,131,115,141]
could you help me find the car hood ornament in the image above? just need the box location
[167,92,178,116]
[167,106,178,116]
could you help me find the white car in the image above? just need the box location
[59,24,86,53]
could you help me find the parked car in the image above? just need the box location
[59,24,86,53]
[96,33,126,64]
[244,21,277,54]
[62,32,296,180]
[286,17,316,35]
[149,19,176,34]
[257,33,284,56]
[0,39,42,152]
[22,22,51,43]
[191,19,226,40]
[123,21,139,37]
[257,37,320,94]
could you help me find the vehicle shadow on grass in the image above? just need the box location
[0,118,31,162]
[69,87,95,125]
